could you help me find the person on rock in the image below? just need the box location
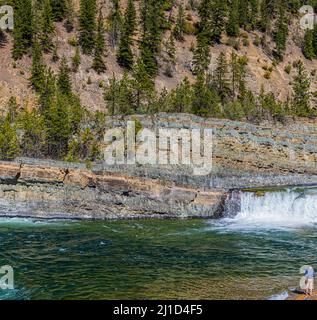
[305,266,315,296]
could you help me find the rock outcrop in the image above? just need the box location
[0,160,225,220]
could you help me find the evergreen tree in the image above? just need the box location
[168,77,193,113]
[173,4,186,41]
[72,47,81,72]
[192,34,210,75]
[292,61,311,116]
[17,109,47,158]
[303,30,315,60]
[163,34,176,77]
[12,0,33,60]
[29,38,46,92]
[51,0,67,21]
[274,5,288,60]
[52,40,60,62]
[92,9,107,74]
[108,0,122,48]
[39,68,57,113]
[117,0,136,70]
[131,59,155,112]
[44,92,72,158]
[191,73,221,117]
[57,56,72,95]
[140,0,165,77]
[64,0,75,32]
[0,116,20,160]
[41,0,55,52]
[213,52,230,103]
[79,0,97,54]
[210,0,227,43]
[227,0,239,37]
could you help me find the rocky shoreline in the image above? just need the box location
[0,160,226,220]
[1,115,317,220]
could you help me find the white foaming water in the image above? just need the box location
[225,188,317,229]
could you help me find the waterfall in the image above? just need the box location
[224,187,317,228]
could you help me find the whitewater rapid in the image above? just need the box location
[224,187,317,229]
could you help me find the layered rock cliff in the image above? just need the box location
[1,114,317,220]
[0,160,225,220]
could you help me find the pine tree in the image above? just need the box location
[72,47,81,72]
[274,5,288,60]
[57,56,72,95]
[0,116,20,160]
[45,92,72,158]
[64,0,75,32]
[140,0,165,77]
[51,0,67,21]
[117,0,136,70]
[227,0,239,37]
[12,0,33,60]
[17,109,47,158]
[52,40,60,62]
[29,38,46,92]
[292,61,311,116]
[108,0,122,48]
[192,33,210,75]
[168,77,193,113]
[41,0,55,52]
[163,34,176,77]
[303,30,315,60]
[210,0,227,43]
[131,59,155,112]
[173,4,186,41]
[79,0,97,54]
[39,68,57,113]
[191,73,221,117]
[92,9,107,74]
[213,52,230,103]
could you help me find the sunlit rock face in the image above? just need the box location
[0,160,225,220]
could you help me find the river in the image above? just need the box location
[0,187,317,300]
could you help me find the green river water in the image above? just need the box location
[0,217,313,300]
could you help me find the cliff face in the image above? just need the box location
[0,161,225,220]
[101,114,317,189]
[1,115,317,220]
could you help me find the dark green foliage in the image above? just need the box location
[92,10,107,74]
[41,0,55,52]
[192,33,210,75]
[29,38,46,92]
[57,57,72,95]
[108,0,122,48]
[173,4,186,41]
[292,61,312,116]
[72,47,81,72]
[12,0,33,60]
[117,0,136,70]
[227,0,239,37]
[274,6,288,60]
[79,0,97,54]
[140,0,165,77]
[213,52,231,103]
[0,115,20,160]
[303,30,315,60]
[50,0,67,21]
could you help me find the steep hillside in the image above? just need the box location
[0,0,317,164]
[0,0,316,111]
